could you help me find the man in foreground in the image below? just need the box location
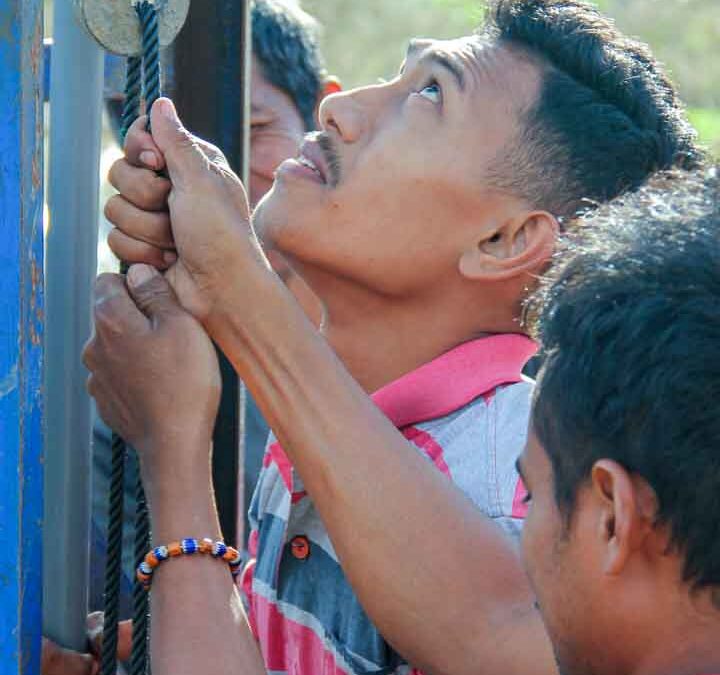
[86,1,700,673]
[519,167,720,675]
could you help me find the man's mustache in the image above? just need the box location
[316,132,342,188]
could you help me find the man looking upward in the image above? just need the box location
[88,1,700,674]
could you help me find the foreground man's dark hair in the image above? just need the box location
[531,166,720,603]
[484,0,702,217]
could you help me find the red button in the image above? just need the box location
[290,535,310,560]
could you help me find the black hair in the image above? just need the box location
[483,0,702,217]
[530,166,720,602]
[252,0,326,130]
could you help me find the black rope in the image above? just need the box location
[120,56,142,142]
[138,2,161,121]
[100,435,127,675]
[130,467,151,675]
[102,4,161,674]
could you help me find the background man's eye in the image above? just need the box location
[418,82,441,103]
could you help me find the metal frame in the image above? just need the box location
[43,0,105,650]
[0,1,45,672]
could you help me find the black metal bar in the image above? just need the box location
[172,0,251,547]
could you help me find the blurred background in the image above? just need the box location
[302,0,719,156]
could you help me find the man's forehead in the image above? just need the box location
[403,35,540,104]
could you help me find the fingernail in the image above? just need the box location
[139,150,159,169]
[163,250,178,265]
[127,264,157,288]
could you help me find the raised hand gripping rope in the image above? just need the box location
[72,1,189,673]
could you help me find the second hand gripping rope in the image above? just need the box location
[102,4,161,675]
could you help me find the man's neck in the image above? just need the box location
[315,283,486,393]
[618,601,720,675]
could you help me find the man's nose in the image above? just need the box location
[318,88,368,144]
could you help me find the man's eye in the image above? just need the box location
[522,491,533,505]
[417,81,442,104]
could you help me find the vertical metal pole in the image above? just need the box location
[172,0,251,548]
[0,0,45,672]
[44,0,104,650]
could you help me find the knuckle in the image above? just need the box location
[104,195,122,224]
[107,159,125,189]
[81,340,96,371]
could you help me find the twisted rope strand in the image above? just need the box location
[100,435,126,675]
[130,463,151,675]
[120,56,142,142]
[102,4,161,674]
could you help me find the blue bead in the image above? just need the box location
[154,546,169,561]
[182,538,198,554]
[213,542,227,558]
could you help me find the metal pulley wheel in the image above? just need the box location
[72,0,190,56]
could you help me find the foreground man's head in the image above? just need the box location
[520,167,720,675]
[254,0,699,332]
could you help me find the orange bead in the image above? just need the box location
[167,542,183,557]
[198,540,212,554]
[145,551,160,568]
[222,547,239,562]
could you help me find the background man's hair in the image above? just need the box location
[529,166,720,605]
[483,0,703,217]
[252,0,326,130]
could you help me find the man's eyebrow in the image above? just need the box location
[401,42,466,91]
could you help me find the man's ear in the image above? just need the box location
[589,460,659,577]
[315,77,342,126]
[458,210,558,281]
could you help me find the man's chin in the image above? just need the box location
[251,185,285,249]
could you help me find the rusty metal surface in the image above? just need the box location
[0,0,45,672]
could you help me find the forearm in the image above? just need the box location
[210,274,555,675]
[141,446,264,675]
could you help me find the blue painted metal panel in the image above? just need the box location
[0,1,45,674]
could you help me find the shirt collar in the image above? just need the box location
[371,334,537,428]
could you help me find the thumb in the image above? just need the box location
[149,97,209,190]
[126,264,184,324]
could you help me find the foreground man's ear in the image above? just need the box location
[588,460,661,578]
[458,210,558,282]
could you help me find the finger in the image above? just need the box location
[124,114,166,171]
[126,264,187,325]
[93,272,150,337]
[107,159,171,212]
[107,227,176,270]
[82,335,98,373]
[117,620,133,662]
[105,195,174,248]
[86,613,133,662]
[149,98,212,191]
[41,637,94,675]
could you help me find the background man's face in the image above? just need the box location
[253,37,541,298]
[249,57,307,208]
[520,430,608,675]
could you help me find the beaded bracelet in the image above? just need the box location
[136,538,243,589]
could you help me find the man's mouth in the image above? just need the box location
[296,153,326,183]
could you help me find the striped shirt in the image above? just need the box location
[242,334,536,674]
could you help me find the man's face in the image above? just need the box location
[253,37,541,297]
[518,428,606,675]
[249,56,307,208]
